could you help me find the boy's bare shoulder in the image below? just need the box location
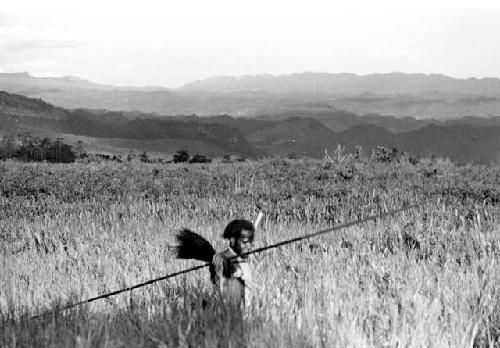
[211,248,236,261]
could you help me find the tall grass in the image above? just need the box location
[1,158,499,347]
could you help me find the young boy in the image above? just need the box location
[173,219,256,308]
[210,219,255,308]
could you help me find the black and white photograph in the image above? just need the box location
[1,0,500,346]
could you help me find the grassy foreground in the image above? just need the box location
[1,157,499,347]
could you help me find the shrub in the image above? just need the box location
[173,149,190,163]
[337,163,356,180]
[222,154,232,163]
[189,154,212,164]
[372,146,393,163]
[408,155,419,165]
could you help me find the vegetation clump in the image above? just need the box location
[173,149,190,163]
[372,146,397,163]
[189,154,212,164]
[0,133,76,163]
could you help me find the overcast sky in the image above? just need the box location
[1,0,500,88]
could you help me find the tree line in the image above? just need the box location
[0,133,77,163]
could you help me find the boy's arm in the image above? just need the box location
[237,261,252,285]
[210,253,225,292]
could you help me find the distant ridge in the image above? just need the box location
[5,71,500,96]
[0,72,169,92]
[3,71,500,119]
[0,71,116,91]
[180,72,500,96]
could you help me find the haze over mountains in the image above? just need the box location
[3,72,500,119]
[181,72,500,95]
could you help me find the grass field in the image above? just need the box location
[1,157,499,347]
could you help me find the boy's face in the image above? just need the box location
[231,230,254,257]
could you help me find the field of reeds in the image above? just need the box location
[1,156,500,347]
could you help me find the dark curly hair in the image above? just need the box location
[223,219,255,241]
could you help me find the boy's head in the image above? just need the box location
[223,219,255,256]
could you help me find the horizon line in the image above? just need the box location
[2,70,500,90]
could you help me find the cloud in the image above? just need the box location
[0,25,81,54]
[0,24,82,77]
[0,39,78,52]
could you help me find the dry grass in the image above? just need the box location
[1,158,499,347]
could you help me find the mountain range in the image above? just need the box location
[1,91,499,163]
[181,72,500,96]
[3,72,500,119]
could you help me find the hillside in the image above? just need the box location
[1,91,499,163]
[0,91,68,120]
[196,114,500,163]
[0,91,262,157]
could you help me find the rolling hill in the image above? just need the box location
[0,91,262,157]
[1,91,499,163]
[194,115,500,163]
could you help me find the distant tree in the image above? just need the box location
[40,138,52,160]
[173,149,190,163]
[18,132,33,147]
[0,136,16,159]
[189,154,211,164]
[49,140,75,163]
[74,140,86,158]
[0,134,76,163]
